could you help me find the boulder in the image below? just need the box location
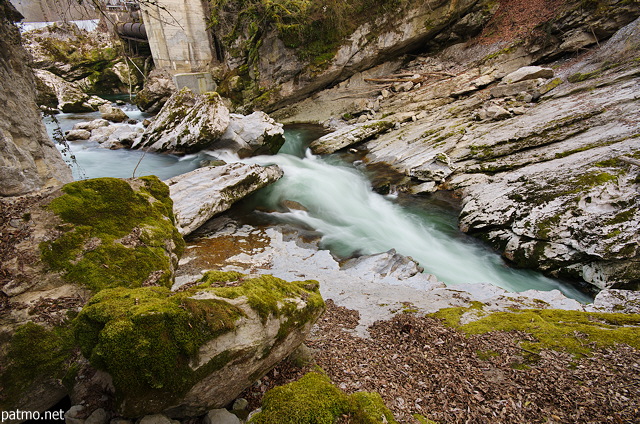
[74,119,110,131]
[34,69,93,113]
[89,124,144,149]
[215,111,285,157]
[409,153,455,182]
[203,409,240,424]
[135,88,230,154]
[98,104,129,123]
[134,68,177,113]
[0,177,184,415]
[75,272,324,417]
[309,121,393,155]
[167,163,284,236]
[66,129,91,140]
[502,66,554,84]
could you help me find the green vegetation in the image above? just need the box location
[74,271,323,416]
[40,177,184,292]
[0,323,75,409]
[249,372,398,423]
[431,307,640,357]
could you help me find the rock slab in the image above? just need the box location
[167,163,284,236]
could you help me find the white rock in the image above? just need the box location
[215,111,285,157]
[66,129,91,141]
[502,66,554,84]
[98,104,129,123]
[167,163,284,235]
[73,119,110,131]
[203,409,240,424]
[137,88,230,153]
[309,121,393,155]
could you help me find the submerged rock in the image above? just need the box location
[135,88,230,154]
[167,163,284,236]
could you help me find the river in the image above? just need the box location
[45,108,593,303]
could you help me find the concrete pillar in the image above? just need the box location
[140,0,214,73]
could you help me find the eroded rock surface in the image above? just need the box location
[0,1,72,196]
[167,163,284,236]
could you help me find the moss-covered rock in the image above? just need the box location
[249,372,398,424]
[136,88,231,154]
[431,306,640,358]
[74,271,324,417]
[40,176,184,292]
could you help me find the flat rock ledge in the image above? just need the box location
[167,163,284,236]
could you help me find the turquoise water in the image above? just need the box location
[45,112,593,302]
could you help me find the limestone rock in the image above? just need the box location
[35,69,93,113]
[135,68,177,113]
[98,104,129,123]
[0,177,184,414]
[490,79,540,98]
[409,153,455,182]
[138,415,175,424]
[203,409,240,424]
[74,119,110,131]
[502,66,554,84]
[135,88,230,154]
[309,121,393,155]
[84,408,109,424]
[214,111,285,157]
[89,124,144,149]
[167,163,284,236]
[586,289,640,314]
[484,104,511,120]
[66,129,91,141]
[75,272,324,417]
[0,4,72,197]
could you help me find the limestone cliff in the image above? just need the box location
[0,0,72,196]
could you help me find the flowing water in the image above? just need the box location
[46,111,593,303]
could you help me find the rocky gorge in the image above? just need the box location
[1,0,640,423]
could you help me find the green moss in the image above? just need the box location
[75,272,323,416]
[476,350,500,361]
[605,208,637,225]
[0,323,75,409]
[40,177,184,292]
[430,301,486,327]
[249,372,398,424]
[197,272,324,324]
[433,308,640,357]
[74,285,245,415]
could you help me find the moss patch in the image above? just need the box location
[74,285,245,415]
[40,177,184,292]
[0,322,75,409]
[431,307,640,357]
[74,272,323,416]
[249,372,398,424]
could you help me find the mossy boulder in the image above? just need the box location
[0,176,185,415]
[249,372,397,424]
[135,88,231,154]
[40,176,184,292]
[75,272,325,417]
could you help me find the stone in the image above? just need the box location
[409,153,455,182]
[490,79,540,98]
[484,105,511,120]
[586,289,640,314]
[134,68,177,113]
[74,119,110,131]
[0,6,72,197]
[84,409,109,424]
[203,409,240,424]
[409,181,437,194]
[66,129,91,141]
[214,111,285,157]
[309,121,393,155]
[87,96,110,109]
[98,104,129,123]
[232,398,249,411]
[138,415,173,424]
[502,66,554,84]
[167,163,284,235]
[34,69,93,113]
[65,405,85,424]
[135,88,230,154]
